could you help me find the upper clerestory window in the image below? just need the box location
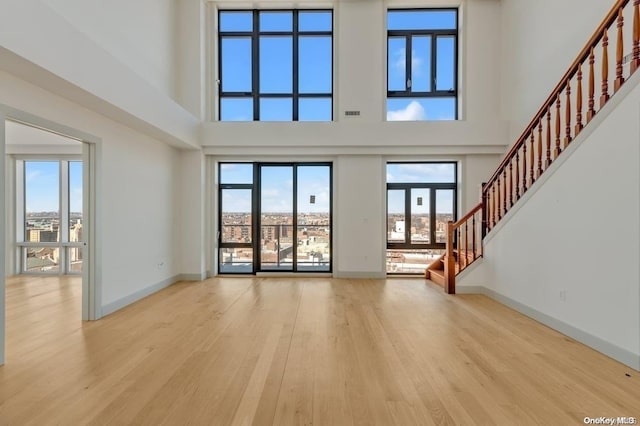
[217,10,333,122]
[387,9,458,121]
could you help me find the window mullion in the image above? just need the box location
[253,10,260,121]
[59,160,68,274]
[431,35,437,92]
[405,36,412,92]
[293,10,299,121]
[404,188,411,244]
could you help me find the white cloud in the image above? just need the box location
[387,163,456,184]
[25,170,42,183]
[393,47,424,76]
[387,101,426,121]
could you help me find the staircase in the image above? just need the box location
[437,0,640,294]
[425,250,475,287]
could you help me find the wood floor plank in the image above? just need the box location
[1,275,639,425]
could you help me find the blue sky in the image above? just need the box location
[387,163,455,214]
[220,9,456,121]
[220,11,332,121]
[25,161,82,213]
[220,163,453,215]
[220,164,330,214]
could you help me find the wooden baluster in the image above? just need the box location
[546,109,552,167]
[615,9,625,91]
[456,228,462,275]
[491,184,496,227]
[464,222,468,267]
[522,136,528,193]
[497,178,501,221]
[484,190,489,232]
[601,28,610,107]
[588,47,596,122]
[537,120,543,178]
[503,169,508,214]
[633,0,640,73]
[565,80,572,148]
[445,221,455,293]
[508,162,513,208]
[530,132,535,185]
[480,212,483,255]
[472,214,476,260]
[576,63,584,135]
[555,95,562,158]
[515,150,520,200]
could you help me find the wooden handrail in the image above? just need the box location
[452,203,482,228]
[484,0,630,190]
[444,202,484,294]
[443,0,638,294]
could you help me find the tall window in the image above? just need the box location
[387,9,458,121]
[19,159,83,274]
[386,162,457,274]
[218,162,332,273]
[218,10,333,121]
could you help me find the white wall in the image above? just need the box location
[176,149,207,280]
[500,0,614,141]
[0,117,5,364]
[0,71,182,313]
[334,156,386,277]
[477,75,640,369]
[175,0,206,118]
[199,0,506,277]
[337,0,385,121]
[4,156,15,276]
[42,0,178,99]
[0,3,199,149]
[199,0,507,151]
[461,154,500,209]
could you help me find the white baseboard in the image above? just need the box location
[100,275,179,317]
[456,286,640,371]
[335,271,386,279]
[178,273,206,281]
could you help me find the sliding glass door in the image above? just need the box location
[219,164,254,273]
[218,162,332,274]
[296,166,331,271]
[259,166,294,271]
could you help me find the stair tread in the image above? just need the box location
[429,269,445,277]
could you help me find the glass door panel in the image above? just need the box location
[435,189,455,243]
[387,189,406,243]
[260,166,294,270]
[296,165,330,271]
[220,188,253,273]
[410,188,430,244]
[221,189,252,244]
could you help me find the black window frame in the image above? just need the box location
[386,161,458,252]
[386,8,459,120]
[217,9,334,121]
[217,162,333,274]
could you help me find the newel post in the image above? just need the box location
[445,221,456,294]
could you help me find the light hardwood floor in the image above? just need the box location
[0,275,638,425]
